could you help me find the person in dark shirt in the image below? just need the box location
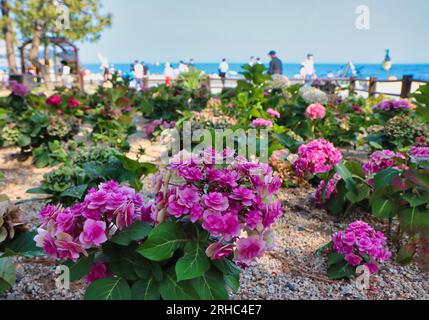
[268,50,283,75]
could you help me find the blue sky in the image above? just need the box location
[79,0,429,64]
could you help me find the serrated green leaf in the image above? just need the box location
[159,269,199,300]
[84,277,131,300]
[131,278,160,300]
[176,242,210,281]
[191,269,229,300]
[111,221,152,246]
[136,222,188,262]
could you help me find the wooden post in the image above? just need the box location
[206,75,211,92]
[143,76,149,89]
[400,75,413,98]
[349,77,356,96]
[368,77,377,97]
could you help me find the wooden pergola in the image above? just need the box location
[19,36,83,89]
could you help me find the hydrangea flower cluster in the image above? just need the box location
[362,150,405,176]
[148,148,283,267]
[67,97,81,108]
[9,80,30,97]
[373,99,413,112]
[332,221,391,273]
[46,95,62,107]
[35,181,145,261]
[314,173,341,204]
[145,119,176,138]
[305,103,326,120]
[292,139,342,177]
[409,146,429,163]
[252,118,273,128]
[267,108,281,118]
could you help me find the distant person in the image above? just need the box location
[256,57,262,65]
[249,56,256,66]
[189,58,195,67]
[142,62,149,76]
[178,60,189,74]
[268,50,283,75]
[134,61,144,90]
[62,61,72,88]
[218,58,229,87]
[164,62,174,86]
[294,63,306,79]
[302,54,316,86]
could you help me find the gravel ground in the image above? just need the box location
[1,120,428,300]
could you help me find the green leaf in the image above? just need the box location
[136,222,188,262]
[60,184,88,199]
[111,221,152,246]
[3,231,44,258]
[0,257,16,294]
[399,207,429,231]
[191,269,229,300]
[159,269,199,300]
[16,134,31,147]
[131,278,160,300]
[345,183,370,204]
[212,258,242,276]
[224,274,240,293]
[84,277,131,300]
[64,254,95,282]
[396,246,415,265]
[26,187,48,195]
[402,192,429,208]
[327,252,344,267]
[335,163,356,190]
[371,197,395,219]
[374,168,400,190]
[327,258,355,280]
[176,242,210,281]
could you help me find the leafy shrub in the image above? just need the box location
[35,149,283,300]
[27,147,156,205]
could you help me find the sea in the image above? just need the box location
[82,63,429,81]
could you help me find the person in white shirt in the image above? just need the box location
[134,61,144,90]
[218,58,229,87]
[164,62,174,86]
[62,62,72,88]
[178,61,189,74]
[302,54,316,85]
[249,56,256,66]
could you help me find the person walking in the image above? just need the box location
[303,53,316,86]
[267,50,283,75]
[134,61,144,90]
[218,58,229,87]
[164,62,174,86]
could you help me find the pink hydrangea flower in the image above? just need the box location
[9,80,30,97]
[409,146,429,163]
[306,103,326,120]
[79,219,107,248]
[203,192,229,212]
[292,139,342,177]
[362,150,405,177]
[267,108,281,118]
[235,236,266,267]
[252,118,273,128]
[85,261,111,284]
[46,95,62,106]
[67,96,81,108]
[314,173,341,204]
[206,242,234,260]
[331,221,391,274]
